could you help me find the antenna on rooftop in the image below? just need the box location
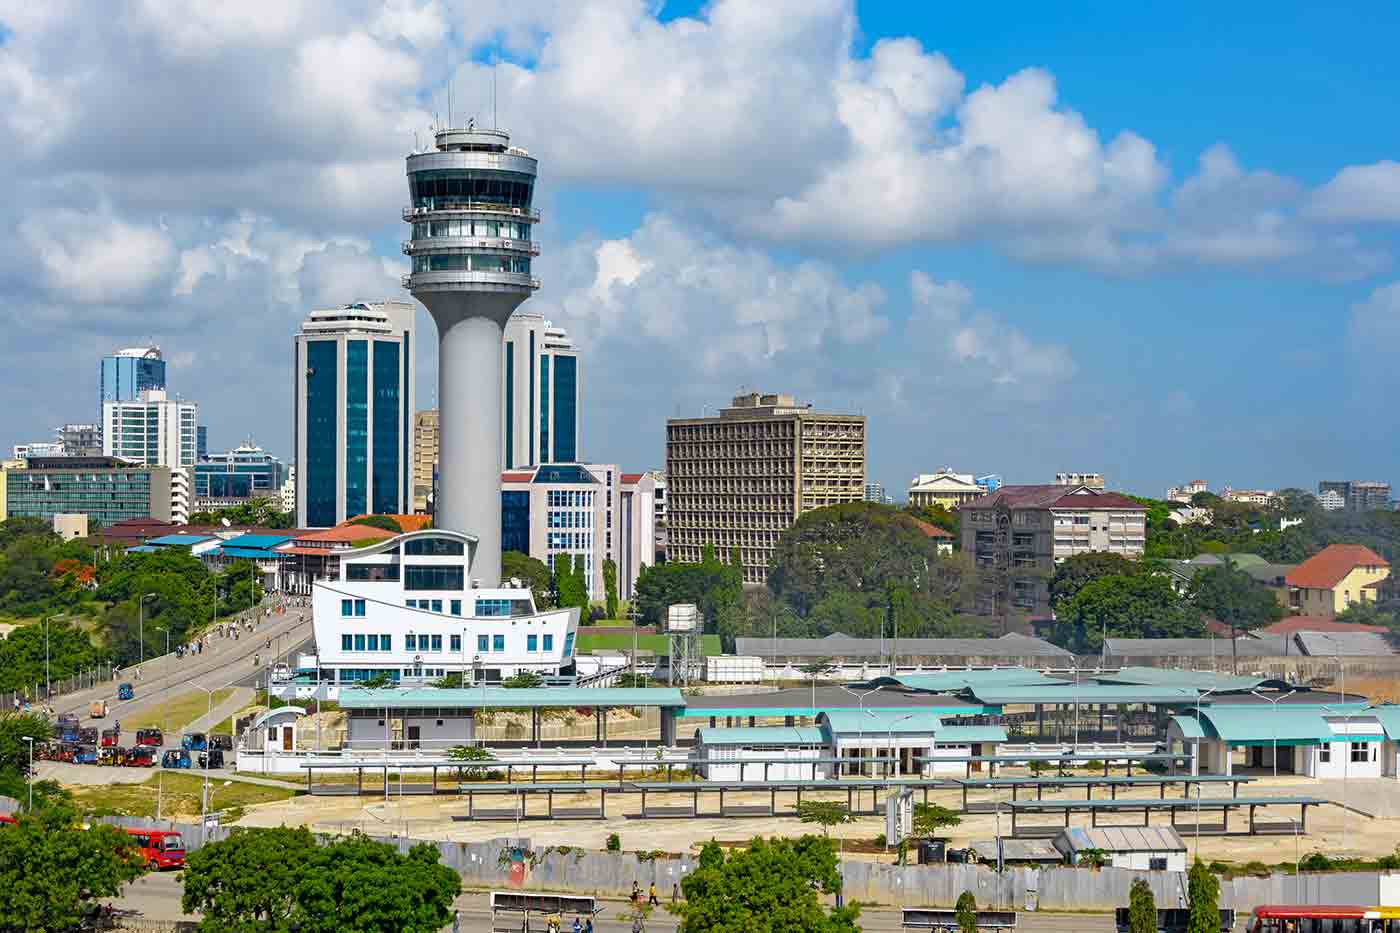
[448,78,452,127]
[492,54,498,130]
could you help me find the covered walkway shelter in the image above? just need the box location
[336,686,687,750]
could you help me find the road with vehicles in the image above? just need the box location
[113,870,1113,932]
[46,602,314,737]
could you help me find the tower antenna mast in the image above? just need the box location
[492,56,498,130]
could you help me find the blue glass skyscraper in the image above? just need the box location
[293,302,415,527]
[100,347,166,414]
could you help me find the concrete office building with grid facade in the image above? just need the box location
[665,392,866,585]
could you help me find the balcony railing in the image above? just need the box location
[401,271,541,290]
[402,202,542,223]
[402,237,540,256]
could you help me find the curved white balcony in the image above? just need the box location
[401,270,540,292]
[402,237,540,257]
[402,202,541,224]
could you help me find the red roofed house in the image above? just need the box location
[1284,544,1390,617]
[958,484,1148,616]
[909,517,956,555]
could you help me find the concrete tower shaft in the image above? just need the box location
[404,127,539,586]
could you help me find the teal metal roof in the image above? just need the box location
[868,668,1069,693]
[933,725,1008,744]
[676,704,988,719]
[148,533,218,546]
[1095,667,1291,693]
[222,533,293,549]
[338,687,687,709]
[966,685,1200,705]
[1169,715,1206,740]
[819,710,942,735]
[1367,706,1400,740]
[1196,707,1333,744]
[696,727,826,746]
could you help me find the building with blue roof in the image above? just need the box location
[144,533,222,557]
[209,532,295,592]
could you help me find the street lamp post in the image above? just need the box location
[21,736,34,810]
[1250,688,1296,779]
[139,593,157,670]
[839,685,884,777]
[880,713,914,780]
[1192,687,1219,778]
[155,627,170,674]
[1320,633,1352,853]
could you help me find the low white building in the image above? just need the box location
[1167,703,1394,779]
[694,727,829,781]
[310,528,580,685]
[1054,827,1187,873]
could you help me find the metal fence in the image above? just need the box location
[2,663,116,713]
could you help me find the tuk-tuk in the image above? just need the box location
[89,700,109,718]
[117,682,135,701]
[209,734,234,751]
[181,733,207,751]
[199,749,226,769]
[135,728,163,747]
[75,746,98,765]
[57,715,80,743]
[98,747,119,767]
[78,727,99,745]
[161,750,192,769]
[55,743,78,763]
[100,728,120,748]
[126,747,156,767]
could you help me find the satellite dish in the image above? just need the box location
[221,518,231,528]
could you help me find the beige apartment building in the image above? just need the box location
[665,392,866,584]
[960,484,1147,616]
[412,410,439,514]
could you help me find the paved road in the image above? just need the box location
[51,605,313,733]
[112,871,1113,931]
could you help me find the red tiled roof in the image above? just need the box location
[502,471,535,483]
[1258,615,1389,636]
[620,473,644,484]
[347,514,431,532]
[296,525,396,544]
[960,484,1146,512]
[908,517,954,538]
[1284,544,1389,589]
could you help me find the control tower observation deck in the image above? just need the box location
[403,126,540,586]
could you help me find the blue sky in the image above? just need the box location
[0,0,1396,500]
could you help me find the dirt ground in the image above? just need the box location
[232,773,1400,865]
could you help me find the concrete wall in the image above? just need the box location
[88,815,1400,916]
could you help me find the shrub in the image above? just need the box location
[606,833,621,852]
[1299,852,1333,872]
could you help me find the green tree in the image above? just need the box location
[348,514,403,533]
[0,623,102,694]
[602,558,619,619]
[353,673,395,689]
[181,827,460,933]
[796,801,848,838]
[633,549,743,631]
[502,551,553,609]
[1128,877,1158,933]
[1186,858,1220,933]
[551,554,586,616]
[0,805,144,933]
[0,711,53,779]
[1050,552,1142,610]
[912,803,960,840]
[1077,847,1108,869]
[501,671,543,688]
[571,553,591,613]
[1052,573,1204,654]
[955,891,978,933]
[1188,559,1285,670]
[670,835,860,933]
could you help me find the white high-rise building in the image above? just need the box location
[102,389,198,522]
[502,312,580,469]
[293,301,416,528]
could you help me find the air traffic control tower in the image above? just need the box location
[403,126,540,586]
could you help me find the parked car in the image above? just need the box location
[117,682,135,701]
[161,750,192,769]
[209,734,234,751]
[181,733,207,751]
[135,728,163,747]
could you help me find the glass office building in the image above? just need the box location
[5,457,175,524]
[194,443,286,505]
[294,302,415,528]
[100,347,166,414]
[502,312,580,468]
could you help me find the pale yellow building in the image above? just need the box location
[412,409,439,514]
[908,469,983,509]
[1285,544,1391,616]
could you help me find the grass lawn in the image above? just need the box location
[71,772,299,820]
[126,688,237,732]
[575,632,720,655]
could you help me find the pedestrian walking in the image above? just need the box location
[630,881,640,907]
